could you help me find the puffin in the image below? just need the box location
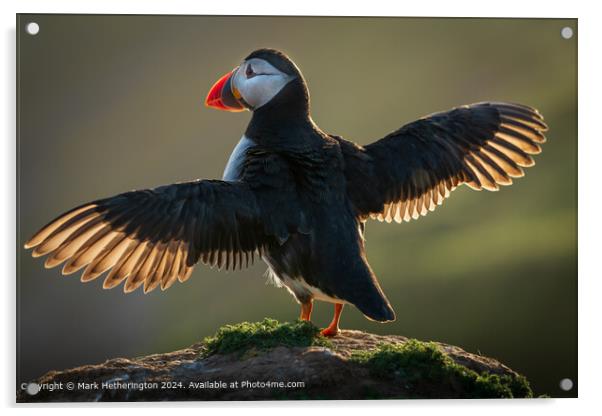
[24,48,548,336]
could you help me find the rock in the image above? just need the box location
[17,319,532,401]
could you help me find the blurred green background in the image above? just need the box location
[17,15,577,397]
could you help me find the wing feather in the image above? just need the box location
[25,180,273,293]
[356,102,547,223]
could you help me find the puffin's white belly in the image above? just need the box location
[222,135,256,181]
[262,256,348,305]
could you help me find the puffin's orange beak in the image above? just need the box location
[205,68,246,112]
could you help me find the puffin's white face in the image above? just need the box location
[231,58,295,110]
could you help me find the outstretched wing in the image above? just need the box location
[24,180,271,293]
[357,102,547,223]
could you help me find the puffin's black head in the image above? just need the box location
[205,48,309,115]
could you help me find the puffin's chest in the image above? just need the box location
[222,135,256,181]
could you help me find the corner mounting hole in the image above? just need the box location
[561,26,573,39]
[26,382,40,395]
[26,22,40,36]
[559,378,573,391]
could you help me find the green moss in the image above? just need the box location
[200,321,533,399]
[201,318,333,358]
[349,339,533,399]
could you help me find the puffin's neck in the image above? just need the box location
[244,79,315,146]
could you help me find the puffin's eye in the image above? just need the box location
[245,64,256,78]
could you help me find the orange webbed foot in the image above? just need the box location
[320,303,344,337]
[320,326,339,337]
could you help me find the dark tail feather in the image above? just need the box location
[342,258,396,322]
[354,291,396,322]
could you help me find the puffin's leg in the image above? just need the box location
[299,299,313,321]
[321,303,344,337]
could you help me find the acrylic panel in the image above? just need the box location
[17,14,577,401]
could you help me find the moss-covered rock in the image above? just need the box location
[18,321,537,402]
[200,320,532,399]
